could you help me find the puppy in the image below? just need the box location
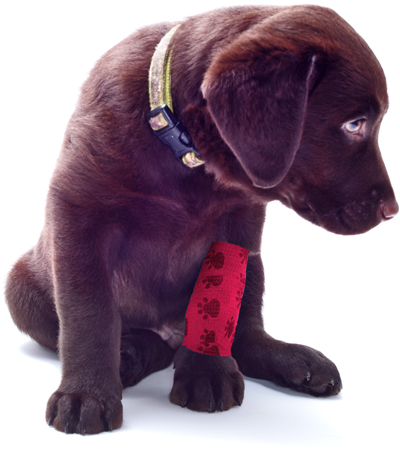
[6,5,398,434]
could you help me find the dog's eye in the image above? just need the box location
[344,119,364,134]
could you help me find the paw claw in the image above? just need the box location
[48,413,56,426]
[208,401,213,413]
[246,342,343,398]
[46,390,122,434]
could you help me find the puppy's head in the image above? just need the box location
[201,5,398,235]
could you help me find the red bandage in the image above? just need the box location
[182,242,250,357]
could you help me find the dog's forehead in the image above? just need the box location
[334,30,388,112]
[307,63,388,124]
[317,50,388,117]
[270,7,390,114]
[302,8,388,111]
[246,6,389,112]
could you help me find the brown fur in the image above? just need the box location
[5,5,398,434]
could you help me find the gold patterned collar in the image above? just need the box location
[147,25,204,168]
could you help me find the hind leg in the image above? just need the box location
[120,329,176,388]
[6,249,59,352]
[6,251,175,388]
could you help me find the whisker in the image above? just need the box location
[318,205,344,219]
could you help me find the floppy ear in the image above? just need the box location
[202,40,317,188]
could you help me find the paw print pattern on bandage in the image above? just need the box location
[224,316,235,339]
[202,345,220,356]
[197,297,220,319]
[204,249,225,270]
[235,273,246,306]
[198,329,220,356]
[239,250,247,264]
[237,272,246,286]
[202,275,224,289]
[182,242,250,357]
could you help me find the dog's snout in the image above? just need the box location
[380,199,399,220]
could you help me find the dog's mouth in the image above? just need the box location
[282,195,388,235]
[276,168,399,235]
[279,193,319,225]
[292,201,321,227]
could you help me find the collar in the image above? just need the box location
[147,25,204,168]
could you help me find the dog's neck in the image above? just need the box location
[147,25,205,169]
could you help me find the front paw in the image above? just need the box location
[170,346,244,412]
[46,389,123,434]
[270,343,342,397]
[234,337,342,397]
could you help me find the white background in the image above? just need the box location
[0,1,399,457]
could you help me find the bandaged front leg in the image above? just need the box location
[182,242,250,357]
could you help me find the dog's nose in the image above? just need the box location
[380,199,399,220]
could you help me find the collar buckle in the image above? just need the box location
[148,104,204,168]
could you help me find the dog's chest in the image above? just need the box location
[109,181,255,329]
[110,206,224,314]
[113,233,213,332]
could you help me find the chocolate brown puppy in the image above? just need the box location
[6,5,398,434]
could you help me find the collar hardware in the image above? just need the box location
[147,104,204,166]
[148,25,204,168]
